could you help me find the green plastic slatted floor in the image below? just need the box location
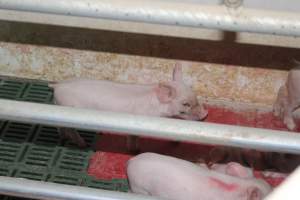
[0,77,129,200]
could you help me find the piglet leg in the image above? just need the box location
[127,135,140,154]
[283,97,298,130]
[273,85,287,118]
[273,84,298,130]
[60,127,87,148]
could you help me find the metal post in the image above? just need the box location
[0,176,161,200]
[265,166,300,200]
[0,0,300,37]
[0,99,299,154]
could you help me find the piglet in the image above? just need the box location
[273,62,300,130]
[208,146,300,173]
[208,146,267,170]
[127,152,271,200]
[49,63,208,150]
[209,163,288,188]
[264,152,300,173]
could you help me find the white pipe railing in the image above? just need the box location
[0,0,300,37]
[0,176,161,200]
[0,99,300,154]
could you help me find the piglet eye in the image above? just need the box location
[183,102,191,107]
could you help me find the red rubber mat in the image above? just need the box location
[88,152,132,180]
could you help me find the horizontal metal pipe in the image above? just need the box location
[0,176,160,200]
[0,99,300,154]
[0,0,300,37]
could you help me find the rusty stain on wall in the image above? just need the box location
[0,41,288,106]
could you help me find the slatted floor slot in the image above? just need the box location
[56,149,91,171]
[2,197,28,200]
[48,171,83,185]
[0,166,13,177]
[85,180,119,191]
[0,142,24,164]
[112,179,130,192]
[0,120,7,133]
[15,168,48,181]
[33,126,61,146]
[1,122,36,143]
[22,145,57,168]
[0,80,27,100]
[21,83,53,103]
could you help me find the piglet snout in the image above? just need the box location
[189,105,208,121]
[173,105,207,121]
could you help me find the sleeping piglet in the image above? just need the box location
[273,62,300,130]
[49,63,208,149]
[127,153,271,200]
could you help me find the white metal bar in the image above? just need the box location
[1,9,300,49]
[0,99,299,154]
[0,176,161,200]
[0,0,300,37]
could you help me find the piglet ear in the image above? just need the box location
[225,162,253,178]
[247,187,263,200]
[173,63,183,82]
[155,82,177,103]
